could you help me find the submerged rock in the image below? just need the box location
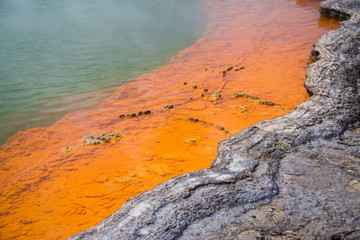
[100,131,121,138]
[164,104,174,109]
[260,100,276,106]
[226,66,233,71]
[83,135,110,146]
[62,146,72,153]
[234,92,260,100]
[188,117,199,122]
[216,125,225,130]
[70,1,360,239]
[234,66,245,71]
[83,131,122,146]
[213,93,221,100]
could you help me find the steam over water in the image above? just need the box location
[0,0,205,146]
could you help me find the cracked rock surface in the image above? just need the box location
[70,0,360,239]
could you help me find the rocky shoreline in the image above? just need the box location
[70,0,360,239]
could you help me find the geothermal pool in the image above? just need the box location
[0,0,339,239]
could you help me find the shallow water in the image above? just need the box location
[0,0,205,146]
[0,0,340,239]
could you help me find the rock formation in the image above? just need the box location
[70,0,360,239]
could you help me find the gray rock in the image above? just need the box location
[70,0,360,239]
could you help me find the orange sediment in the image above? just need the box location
[0,0,339,239]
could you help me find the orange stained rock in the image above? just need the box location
[0,0,339,239]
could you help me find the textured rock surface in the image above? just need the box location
[70,0,360,239]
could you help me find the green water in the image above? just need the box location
[0,0,205,146]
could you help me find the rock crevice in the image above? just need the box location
[70,0,360,239]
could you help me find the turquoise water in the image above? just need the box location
[0,0,205,146]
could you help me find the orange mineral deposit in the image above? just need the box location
[0,0,339,239]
